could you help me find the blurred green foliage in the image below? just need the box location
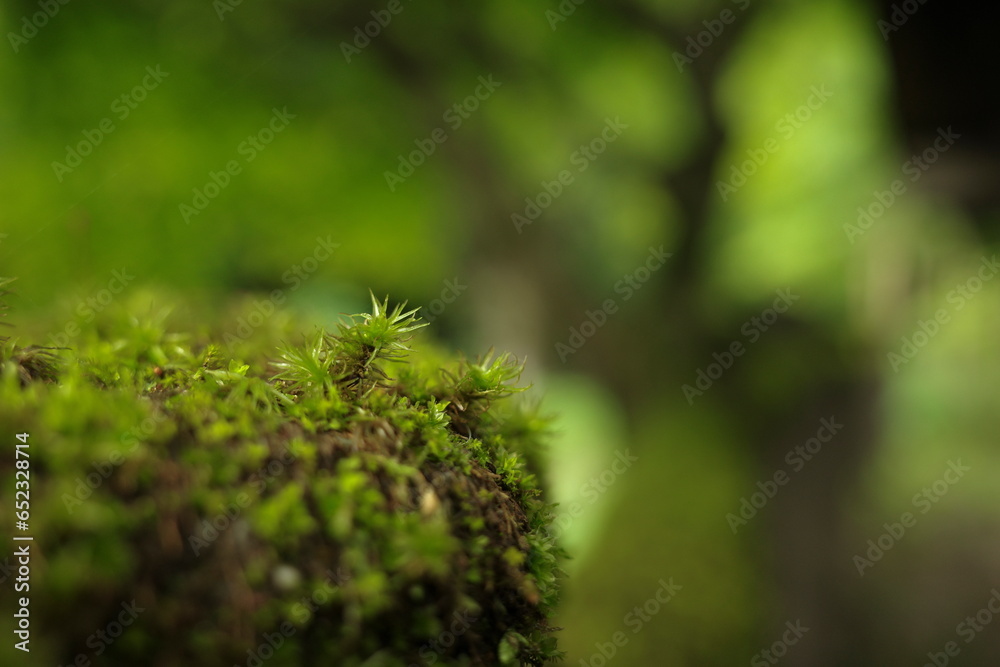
[2,0,1000,664]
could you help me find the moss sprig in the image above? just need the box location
[330,292,427,396]
[0,276,61,383]
[441,350,527,438]
[271,329,335,394]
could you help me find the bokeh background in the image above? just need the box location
[3,0,1000,664]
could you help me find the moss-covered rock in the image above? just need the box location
[0,291,565,665]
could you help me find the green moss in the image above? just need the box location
[0,290,565,665]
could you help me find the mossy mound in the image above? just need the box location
[0,292,565,665]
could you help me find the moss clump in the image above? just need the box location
[0,291,565,665]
